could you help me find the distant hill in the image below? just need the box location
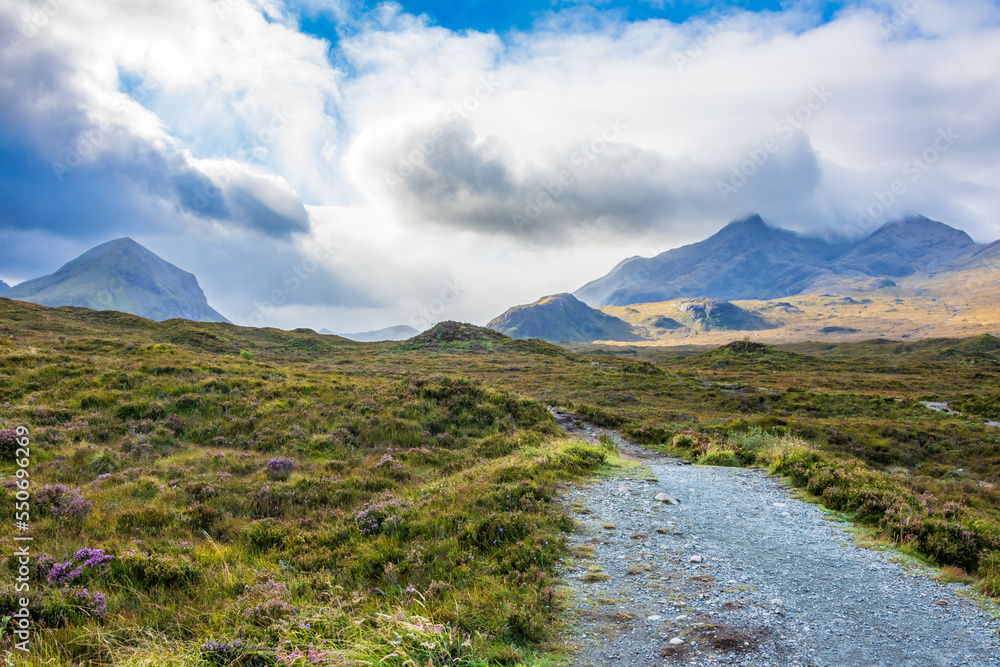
[676,298,777,331]
[0,281,9,295]
[337,325,419,342]
[397,321,513,351]
[3,238,229,323]
[487,293,641,343]
[575,215,987,307]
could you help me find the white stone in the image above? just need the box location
[669,637,684,645]
[771,598,783,605]
[690,555,703,563]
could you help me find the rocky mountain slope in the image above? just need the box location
[575,215,985,307]
[0,280,8,294]
[3,238,229,322]
[488,293,641,343]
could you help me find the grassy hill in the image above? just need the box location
[488,293,641,343]
[1,299,999,665]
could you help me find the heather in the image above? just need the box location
[0,301,608,665]
[0,300,998,664]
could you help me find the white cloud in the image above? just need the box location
[341,0,1000,246]
[3,0,1000,331]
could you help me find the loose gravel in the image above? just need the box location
[553,411,1000,666]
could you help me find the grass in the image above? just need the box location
[0,298,998,663]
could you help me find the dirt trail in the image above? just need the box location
[551,409,1000,666]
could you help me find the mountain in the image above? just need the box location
[965,240,1000,270]
[576,215,848,306]
[575,215,984,307]
[487,293,641,343]
[338,325,419,342]
[831,216,977,277]
[0,281,9,295]
[3,238,229,323]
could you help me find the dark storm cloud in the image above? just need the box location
[376,118,833,243]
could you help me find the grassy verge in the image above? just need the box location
[0,423,610,665]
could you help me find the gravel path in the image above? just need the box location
[552,410,1000,666]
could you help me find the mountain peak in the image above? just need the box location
[880,215,969,236]
[4,238,229,323]
[835,215,976,277]
[725,214,768,229]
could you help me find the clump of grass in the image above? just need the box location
[583,566,612,582]
[698,447,741,467]
[936,565,975,585]
[977,551,1000,597]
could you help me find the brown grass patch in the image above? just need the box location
[695,624,770,653]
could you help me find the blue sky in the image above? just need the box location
[1,0,1000,331]
[339,0,794,33]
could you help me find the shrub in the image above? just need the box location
[265,457,295,480]
[90,450,118,475]
[248,486,283,518]
[355,496,405,535]
[672,432,696,448]
[0,586,106,626]
[200,639,272,667]
[186,503,218,531]
[0,428,21,457]
[48,548,113,586]
[237,577,294,626]
[36,485,92,525]
[730,427,780,453]
[244,520,289,552]
[977,551,1000,597]
[699,449,741,467]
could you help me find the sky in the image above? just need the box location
[1,0,999,332]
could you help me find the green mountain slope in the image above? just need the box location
[3,238,229,323]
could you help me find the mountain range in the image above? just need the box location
[2,214,997,344]
[3,238,229,323]
[575,215,982,307]
[492,215,1000,344]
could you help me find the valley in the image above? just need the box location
[1,301,999,665]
